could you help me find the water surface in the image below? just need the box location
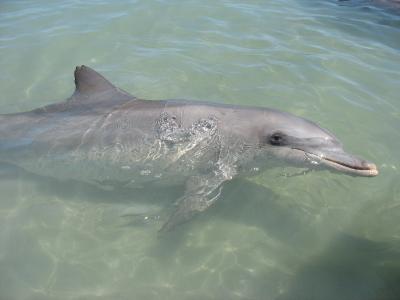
[0,0,400,299]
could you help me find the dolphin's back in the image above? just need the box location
[0,67,227,186]
[0,66,266,187]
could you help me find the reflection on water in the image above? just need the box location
[0,0,399,299]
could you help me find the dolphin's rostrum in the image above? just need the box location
[0,66,378,231]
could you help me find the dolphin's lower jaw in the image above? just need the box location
[300,150,379,177]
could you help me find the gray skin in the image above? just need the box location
[0,66,378,231]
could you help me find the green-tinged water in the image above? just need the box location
[0,0,399,299]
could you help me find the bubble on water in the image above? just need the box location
[305,152,323,165]
[156,112,188,144]
[140,169,151,176]
[189,116,217,137]
[279,168,311,178]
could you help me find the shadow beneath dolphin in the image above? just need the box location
[147,177,319,259]
[211,178,319,246]
[0,161,317,256]
[275,233,400,300]
[4,160,400,300]
[0,160,183,232]
[4,162,399,299]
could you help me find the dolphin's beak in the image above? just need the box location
[305,150,379,177]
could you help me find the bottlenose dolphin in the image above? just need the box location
[0,66,378,231]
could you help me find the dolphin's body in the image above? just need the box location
[0,66,378,231]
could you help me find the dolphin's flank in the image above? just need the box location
[0,66,378,231]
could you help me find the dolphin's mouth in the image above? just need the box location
[321,156,379,177]
[294,148,379,177]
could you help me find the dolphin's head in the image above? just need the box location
[255,109,378,177]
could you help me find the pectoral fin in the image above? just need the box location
[159,175,225,232]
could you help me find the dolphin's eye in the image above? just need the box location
[269,132,285,146]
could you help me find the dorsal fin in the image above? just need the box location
[31,66,136,114]
[74,65,115,95]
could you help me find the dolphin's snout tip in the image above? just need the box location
[360,160,379,176]
[364,162,379,176]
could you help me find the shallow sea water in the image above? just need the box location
[0,0,400,299]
